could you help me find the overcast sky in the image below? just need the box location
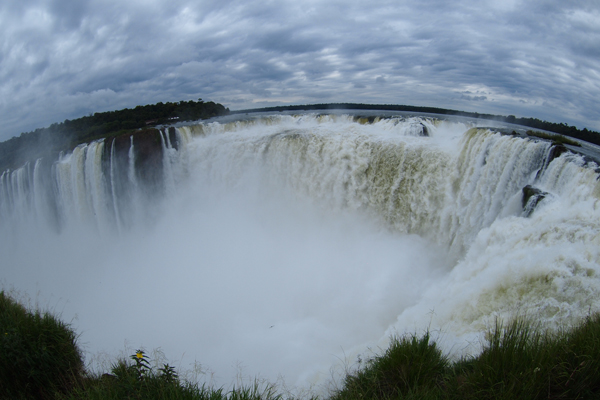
[1,0,599,142]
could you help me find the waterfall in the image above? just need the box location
[1,112,599,392]
[110,139,122,233]
[160,129,177,196]
[128,135,137,189]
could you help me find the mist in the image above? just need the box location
[1,116,452,392]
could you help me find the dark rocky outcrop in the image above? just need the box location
[167,127,179,151]
[535,144,568,180]
[547,143,568,163]
[108,128,165,189]
[353,115,379,124]
[522,185,548,217]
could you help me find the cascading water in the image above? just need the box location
[1,112,599,394]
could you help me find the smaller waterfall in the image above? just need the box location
[0,127,176,235]
[128,136,138,190]
[32,159,46,222]
[441,129,551,258]
[110,139,122,233]
[160,129,178,196]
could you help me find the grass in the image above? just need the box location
[2,290,600,399]
[0,291,292,400]
[332,332,448,399]
[331,315,600,400]
[0,291,84,399]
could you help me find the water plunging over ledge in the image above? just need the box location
[1,112,600,393]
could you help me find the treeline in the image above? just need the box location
[234,103,600,146]
[0,99,229,173]
[3,101,599,174]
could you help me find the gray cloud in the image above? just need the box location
[1,0,600,141]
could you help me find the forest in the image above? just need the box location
[0,99,229,173]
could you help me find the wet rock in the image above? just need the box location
[168,126,179,150]
[522,185,548,217]
[548,143,568,162]
[108,128,164,189]
[535,144,568,180]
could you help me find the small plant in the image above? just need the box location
[130,349,151,380]
[159,363,179,383]
[67,349,205,399]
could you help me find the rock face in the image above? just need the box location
[535,144,568,180]
[106,128,165,190]
[548,143,568,160]
[522,185,548,217]
[167,127,179,150]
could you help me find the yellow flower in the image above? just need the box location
[136,352,144,359]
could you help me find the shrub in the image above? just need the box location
[0,291,84,399]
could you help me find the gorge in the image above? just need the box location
[1,111,600,393]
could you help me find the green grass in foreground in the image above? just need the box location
[331,316,600,399]
[65,350,286,400]
[2,289,600,399]
[0,291,84,399]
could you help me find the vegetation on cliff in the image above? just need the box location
[2,290,600,399]
[3,101,599,176]
[0,99,229,173]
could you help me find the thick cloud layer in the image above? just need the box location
[1,0,600,141]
